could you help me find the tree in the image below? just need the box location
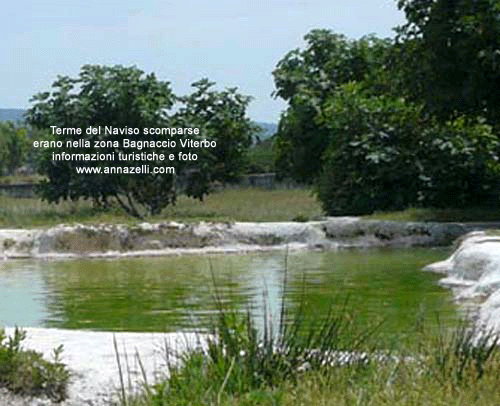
[316,83,500,214]
[272,29,394,182]
[26,66,257,216]
[0,122,29,176]
[175,79,259,188]
[26,65,179,217]
[395,0,500,122]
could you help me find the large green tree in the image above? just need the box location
[27,65,178,217]
[273,22,500,214]
[26,65,257,216]
[316,83,500,214]
[395,0,500,122]
[272,29,394,182]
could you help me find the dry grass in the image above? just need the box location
[0,187,323,228]
[162,187,322,222]
[366,207,500,222]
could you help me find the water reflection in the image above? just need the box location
[0,249,455,340]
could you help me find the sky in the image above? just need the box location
[1,0,406,123]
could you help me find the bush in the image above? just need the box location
[316,83,500,215]
[0,327,70,402]
[0,122,29,176]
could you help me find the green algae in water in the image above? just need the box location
[0,248,456,345]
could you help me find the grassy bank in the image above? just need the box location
[122,300,500,406]
[366,207,500,222]
[116,261,500,406]
[0,187,323,228]
[2,187,500,228]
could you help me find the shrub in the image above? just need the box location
[316,83,500,215]
[0,327,70,402]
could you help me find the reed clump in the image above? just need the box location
[0,327,70,402]
[121,264,500,406]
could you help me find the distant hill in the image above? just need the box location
[254,122,277,140]
[0,109,26,123]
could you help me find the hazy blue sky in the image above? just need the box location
[1,0,405,122]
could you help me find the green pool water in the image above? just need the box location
[0,248,456,342]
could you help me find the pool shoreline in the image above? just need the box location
[0,218,495,260]
[1,222,497,406]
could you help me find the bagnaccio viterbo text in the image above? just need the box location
[34,138,216,150]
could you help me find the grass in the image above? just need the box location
[123,292,383,406]
[0,187,323,228]
[115,258,500,406]
[0,327,70,401]
[2,187,500,228]
[365,207,500,222]
[122,303,500,406]
[0,174,45,185]
[161,187,322,222]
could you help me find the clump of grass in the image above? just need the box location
[126,312,500,406]
[292,213,309,222]
[366,206,500,222]
[419,318,500,386]
[122,269,500,406]
[131,301,379,405]
[125,260,383,406]
[0,327,70,402]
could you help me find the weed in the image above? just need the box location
[0,327,70,402]
[292,214,309,222]
[422,318,500,386]
[123,258,383,406]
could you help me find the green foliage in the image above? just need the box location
[26,64,177,217]
[175,79,259,187]
[0,122,29,176]
[273,105,331,183]
[316,83,500,214]
[395,0,500,122]
[272,30,394,182]
[418,116,500,208]
[26,66,256,216]
[273,29,392,104]
[273,8,500,213]
[316,84,422,214]
[0,327,70,401]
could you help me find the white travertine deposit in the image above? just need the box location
[425,231,500,332]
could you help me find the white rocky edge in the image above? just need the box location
[0,218,484,260]
[0,327,209,406]
[0,221,496,405]
[425,231,500,332]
